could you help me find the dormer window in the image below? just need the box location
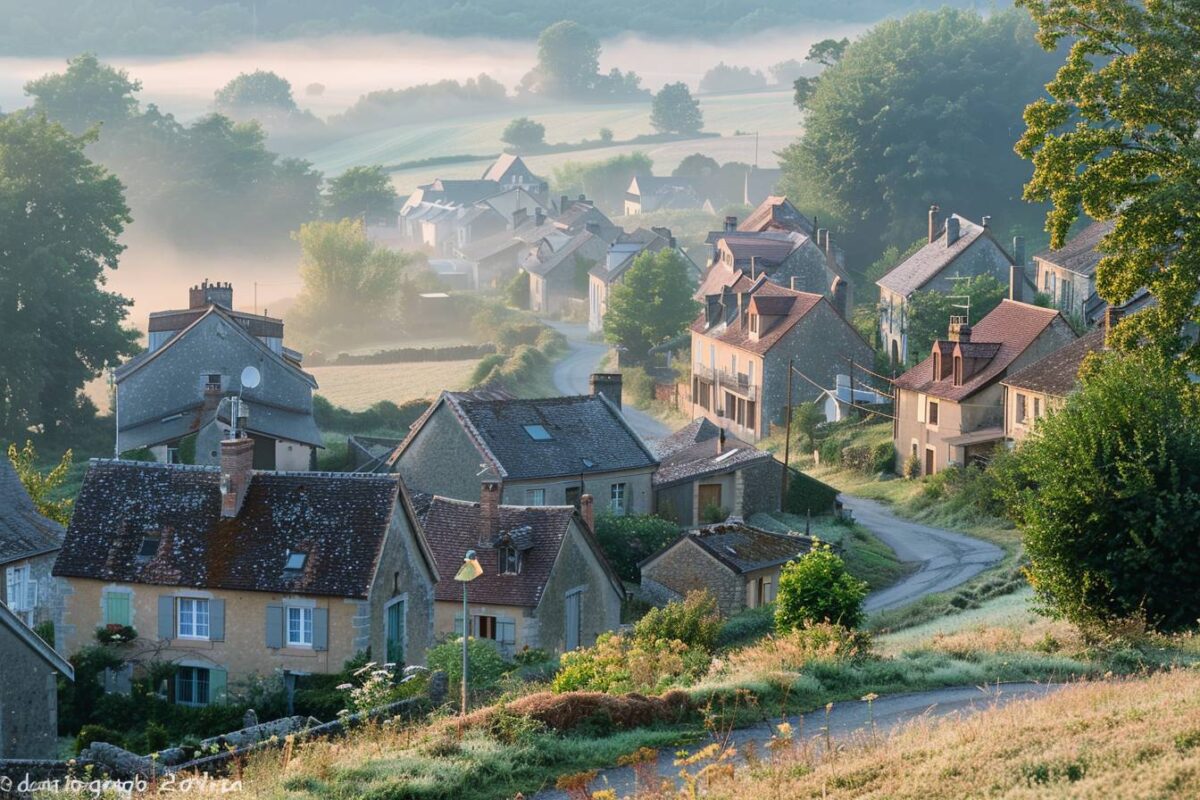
[953,355,963,386]
[749,314,759,334]
[138,536,161,558]
[932,352,941,379]
[500,546,520,575]
[284,551,307,571]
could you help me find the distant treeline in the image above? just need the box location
[0,0,1000,55]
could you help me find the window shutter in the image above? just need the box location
[209,668,227,704]
[157,596,175,640]
[209,599,225,642]
[498,618,516,646]
[265,604,284,649]
[25,574,38,611]
[4,568,15,607]
[312,608,329,652]
[917,393,927,423]
[454,614,464,636]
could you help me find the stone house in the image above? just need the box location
[893,299,1076,475]
[587,227,700,334]
[0,601,73,758]
[1002,325,1108,445]
[652,419,782,526]
[52,439,439,705]
[418,483,623,655]
[877,207,1028,367]
[388,385,658,516]
[688,275,874,443]
[624,176,702,215]
[1031,220,1115,324]
[640,522,813,617]
[0,460,65,637]
[115,281,322,471]
[523,229,609,315]
[482,154,549,199]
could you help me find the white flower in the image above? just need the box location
[336,683,354,691]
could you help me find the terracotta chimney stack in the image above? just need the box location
[480,480,501,541]
[579,493,595,532]
[219,437,255,518]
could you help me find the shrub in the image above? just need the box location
[534,326,567,356]
[818,435,845,466]
[593,512,680,582]
[504,270,530,309]
[775,540,868,631]
[427,637,513,693]
[312,396,428,435]
[76,724,123,753]
[842,441,894,474]
[454,689,692,735]
[94,624,137,645]
[552,632,707,694]
[496,322,546,352]
[34,619,54,646]
[783,469,839,516]
[719,621,873,677]
[715,604,775,650]
[633,591,721,652]
[902,451,921,479]
[700,502,727,523]
[619,365,656,408]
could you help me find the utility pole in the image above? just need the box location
[848,357,855,418]
[781,358,794,500]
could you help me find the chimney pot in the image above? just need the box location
[480,481,501,541]
[560,195,570,212]
[590,373,623,410]
[219,437,255,518]
[579,494,595,532]
[831,277,848,318]
[928,204,941,244]
[949,321,972,342]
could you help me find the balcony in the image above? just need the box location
[693,363,758,401]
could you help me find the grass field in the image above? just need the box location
[308,360,477,410]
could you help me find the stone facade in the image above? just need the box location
[0,614,64,758]
[1,551,66,642]
[737,459,783,520]
[640,538,745,617]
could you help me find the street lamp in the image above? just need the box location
[454,549,484,714]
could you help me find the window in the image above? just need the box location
[1015,393,1027,423]
[610,483,627,515]
[525,488,546,506]
[204,373,222,390]
[748,361,755,387]
[917,393,927,423]
[475,615,497,639]
[166,446,180,464]
[1033,397,1042,418]
[104,592,131,626]
[953,356,963,386]
[287,606,314,647]
[4,565,35,614]
[724,391,736,419]
[932,352,941,378]
[749,314,758,333]
[746,400,756,431]
[176,666,210,706]
[928,400,939,427]
[138,537,160,558]
[500,546,520,574]
[565,486,581,510]
[731,354,738,375]
[284,551,307,571]
[736,397,746,427]
[177,598,210,640]
[524,425,553,441]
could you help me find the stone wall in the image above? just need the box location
[0,620,60,759]
[737,459,783,519]
[640,538,745,617]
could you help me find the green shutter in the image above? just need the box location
[105,592,131,626]
[453,614,464,636]
[265,605,284,649]
[157,596,175,640]
[208,668,227,704]
[209,599,225,641]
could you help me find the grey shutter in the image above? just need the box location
[209,599,225,641]
[157,596,175,640]
[209,668,228,704]
[454,614,465,636]
[312,608,329,651]
[265,604,284,649]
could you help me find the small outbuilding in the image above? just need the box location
[0,600,73,758]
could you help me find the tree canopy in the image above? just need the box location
[501,117,546,151]
[524,21,601,97]
[1015,0,1200,370]
[7,441,74,526]
[325,165,398,226]
[699,62,766,94]
[603,248,698,361]
[650,83,703,135]
[24,53,141,134]
[552,152,652,214]
[903,274,1008,365]
[780,9,1060,267]
[0,113,137,440]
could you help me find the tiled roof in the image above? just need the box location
[721,233,798,264]
[482,154,539,184]
[1034,220,1114,277]
[1003,327,1107,396]
[522,231,598,277]
[652,419,776,488]
[690,276,825,355]
[0,602,73,679]
[419,497,618,607]
[53,460,414,599]
[0,460,65,564]
[877,215,1006,296]
[738,196,813,235]
[893,300,1066,402]
[645,522,813,574]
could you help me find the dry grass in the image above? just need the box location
[308,359,478,410]
[678,670,1200,799]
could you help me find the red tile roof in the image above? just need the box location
[1002,327,1107,396]
[690,276,825,355]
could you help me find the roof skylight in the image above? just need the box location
[284,551,307,570]
[524,424,553,441]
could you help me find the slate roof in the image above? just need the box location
[52,460,428,599]
[0,460,65,565]
[420,497,581,607]
[1003,327,1107,397]
[721,233,798,264]
[652,419,776,488]
[1034,220,1115,277]
[482,154,539,184]
[877,215,1008,296]
[0,602,73,679]
[690,275,826,355]
[644,522,813,575]
[738,196,813,236]
[522,231,599,277]
[893,300,1066,402]
[588,229,671,283]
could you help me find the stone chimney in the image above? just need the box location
[945,217,961,247]
[590,373,623,409]
[579,494,595,532]
[724,215,738,232]
[831,277,848,318]
[534,207,546,226]
[948,321,972,342]
[1009,264,1025,302]
[928,204,941,244]
[190,279,233,310]
[1012,235,1026,267]
[560,195,570,212]
[480,481,501,541]
[219,437,255,518]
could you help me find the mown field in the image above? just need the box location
[308,360,478,410]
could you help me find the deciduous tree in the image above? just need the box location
[775,541,868,631]
[24,53,141,133]
[7,441,73,526]
[903,274,1007,365]
[650,83,703,135]
[500,117,546,151]
[603,249,699,361]
[325,165,397,226]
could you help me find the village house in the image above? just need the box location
[52,439,439,703]
[418,483,623,655]
[523,228,609,316]
[1002,323,1109,445]
[114,280,322,470]
[698,197,854,309]
[1031,219,1115,324]
[388,382,658,516]
[652,419,782,526]
[624,176,702,215]
[0,601,73,758]
[893,299,1077,475]
[587,227,700,334]
[482,154,550,199]
[877,206,1028,367]
[0,460,66,638]
[640,522,813,617]
[688,275,874,443]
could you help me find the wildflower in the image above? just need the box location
[861,693,878,703]
[776,721,793,739]
[336,683,353,690]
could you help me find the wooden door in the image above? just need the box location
[924,447,935,476]
[698,484,723,513]
[565,590,581,651]
[386,600,405,665]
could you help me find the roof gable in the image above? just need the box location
[690,277,827,355]
[876,215,1010,296]
[0,460,65,564]
[1002,326,1107,396]
[643,522,813,574]
[0,602,73,679]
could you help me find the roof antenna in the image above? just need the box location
[231,365,261,438]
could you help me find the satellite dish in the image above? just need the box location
[240,365,262,390]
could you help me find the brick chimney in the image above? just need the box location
[219,437,255,518]
[590,373,623,409]
[945,217,961,247]
[579,494,595,532]
[948,321,972,342]
[928,205,941,244]
[480,481,501,541]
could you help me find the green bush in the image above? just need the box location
[534,326,567,356]
[841,441,894,474]
[715,604,775,650]
[775,540,868,631]
[76,723,124,753]
[633,591,721,652]
[902,451,921,479]
[312,396,428,435]
[470,353,508,385]
[818,435,845,466]
[551,632,708,694]
[504,270,529,309]
[496,323,546,352]
[34,619,54,646]
[593,512,680,582]
[620,366,656,408]
[427,637,513,693]
[700,502,727,523]
[784,469,839,516]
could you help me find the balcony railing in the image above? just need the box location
[693,363,759,401]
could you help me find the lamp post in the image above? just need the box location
[454,549,483,714]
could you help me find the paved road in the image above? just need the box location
[845,495,1005,613]
[532,682,1061,799]
[545,320,672,441]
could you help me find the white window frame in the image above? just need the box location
[525,488,546,506]
[177,597,210,640]
[5,565,35,613]
[610,483,627,515]
[500,546,520,575]
[286,606,314,648]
